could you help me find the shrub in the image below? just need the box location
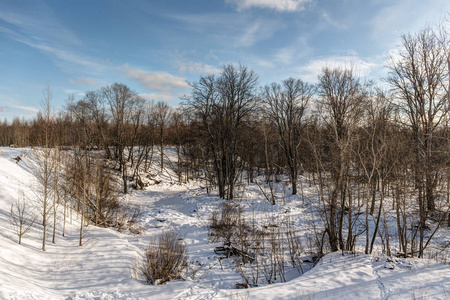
[138,230,188,285]
[210,201,240,245]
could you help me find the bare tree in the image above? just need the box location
[52,149,61,244]
[33,147,57,252]
[387,25,449,257]
[387,26,449,213]
[130,105,154,189]
[9,191,35,244]
[262,78,314,195]
[317,67,368,251]
[153,101,171,173]
[103,83,142,194]
[185,64,258,199]
[32,87,59,251]
[169,109,188,184]
[356,90,395,254]
[84,90,112,158]
[69,147,91,247]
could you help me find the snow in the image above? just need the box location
[0,147,449,300]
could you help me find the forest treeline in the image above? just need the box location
[2,25,450,258]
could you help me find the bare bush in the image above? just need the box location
[210,201,242,245]
[285,212,304,274]
[137,230,188,285]
[91,163,120,227]
[116,206,142,234]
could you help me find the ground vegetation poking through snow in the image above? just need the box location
[134,230,188,285]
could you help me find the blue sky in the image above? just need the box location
[0,0,449,120]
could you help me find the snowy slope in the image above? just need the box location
[0,147,449,300]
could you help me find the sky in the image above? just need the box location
[0,0,449,120]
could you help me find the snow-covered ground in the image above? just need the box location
[0,147,449,300]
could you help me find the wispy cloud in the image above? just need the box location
[69,77,97,85]
[321,12,347,30]
[167,13,283,48]
[0,9,81,46]
[13,105,39,113]
[257,32,312,68]
[274,47,297,65]
[236,21,276,47]
[253,58,274,68]
[226,0,310,12]
[177,61,221,75]
[0,102,39,120]
[370,0,450,48]
[298,55,379,82]
[0,5,107,75]
[64,89,86,97]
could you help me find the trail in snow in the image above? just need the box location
[372,257,389,300]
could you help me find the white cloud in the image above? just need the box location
[69,77,97,85]
[177,61,221,75]
[274,47,297,65]
[123,65,189,92]
[139,92,185,104]
[123,64,189,103]
[254,58,274,68]
[298,56,378,82]
[227,0,310,12]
